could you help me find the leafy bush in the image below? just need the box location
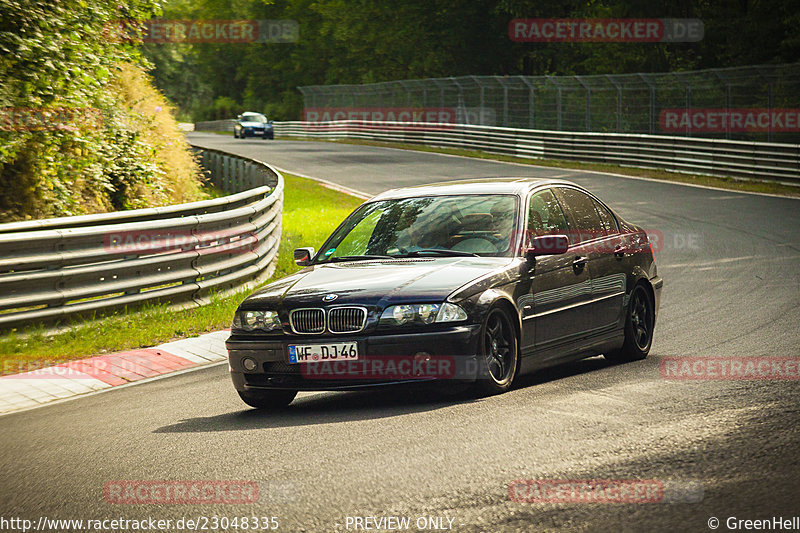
[0,0,205,221]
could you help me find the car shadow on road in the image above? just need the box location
[153,355,640,434]
[153,386,479,433]
[512,355,620,390]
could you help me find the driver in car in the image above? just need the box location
[394,206,460,252]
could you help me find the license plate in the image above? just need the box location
[288,342,358,363]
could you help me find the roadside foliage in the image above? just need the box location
[0,0,205,222]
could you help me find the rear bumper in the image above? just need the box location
[226,325,481,391]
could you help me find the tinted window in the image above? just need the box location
[527,189,569,244]
[557,187,604,243]
[317,194,518,260]
[241,113,267,122]
[592,199,618,234]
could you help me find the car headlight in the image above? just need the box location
[232,310,283,332]
[379,302,467,327]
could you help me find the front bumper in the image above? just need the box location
[226,325,482,391]
[651,275,663,322]
[240,127,272,137]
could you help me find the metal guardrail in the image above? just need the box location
[0,148,283,330]
[195,119,237,132]
[274,120,800,183]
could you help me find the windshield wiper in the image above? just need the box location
[325,254,395,263]
[397,249,479,258]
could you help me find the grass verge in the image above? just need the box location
[278,136,800,198]
[0,172,363,371]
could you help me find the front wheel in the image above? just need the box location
[237,389,297,409]
[604,283,654,363]
[473,306,518,396]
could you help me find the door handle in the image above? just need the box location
[572,256,588,269]
[614,245,627,259]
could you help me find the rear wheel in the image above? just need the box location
[237,389,297,409]
[473,306,518,396]
[605,283,654,363]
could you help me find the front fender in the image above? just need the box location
[472,288,521,340]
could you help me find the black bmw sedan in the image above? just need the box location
[233,112,274,139]
[226,178,662,408]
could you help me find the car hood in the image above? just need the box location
[242,257,515,310]
[239,121,268,127]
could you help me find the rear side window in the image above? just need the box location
[556,187,604,243]
[592,199,619,234]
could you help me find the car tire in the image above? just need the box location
[604,283,654,363]
[233,129,239,138]
[473,305,519,396]
[237,389,297,409]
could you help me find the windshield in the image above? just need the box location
[240,113,267,122]
[316,194,518,262]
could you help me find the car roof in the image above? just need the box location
[370,177,581,201]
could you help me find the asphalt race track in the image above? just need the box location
[1,133,798,532]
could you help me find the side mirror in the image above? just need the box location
[525,235,569,260]
[294,247,315,266]
[268,120,274,124]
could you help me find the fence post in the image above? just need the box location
[606,75,622,132]
[502,79,509,127]
[575,75,591,131]
[521,76,536,130]
[638,73,656,135]
[450,77,465,124]
[494,76,512,128]
[674,73,692,137]
[712,70,731,139]
[547,76,563,131]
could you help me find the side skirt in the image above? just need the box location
[519,329,624,375]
